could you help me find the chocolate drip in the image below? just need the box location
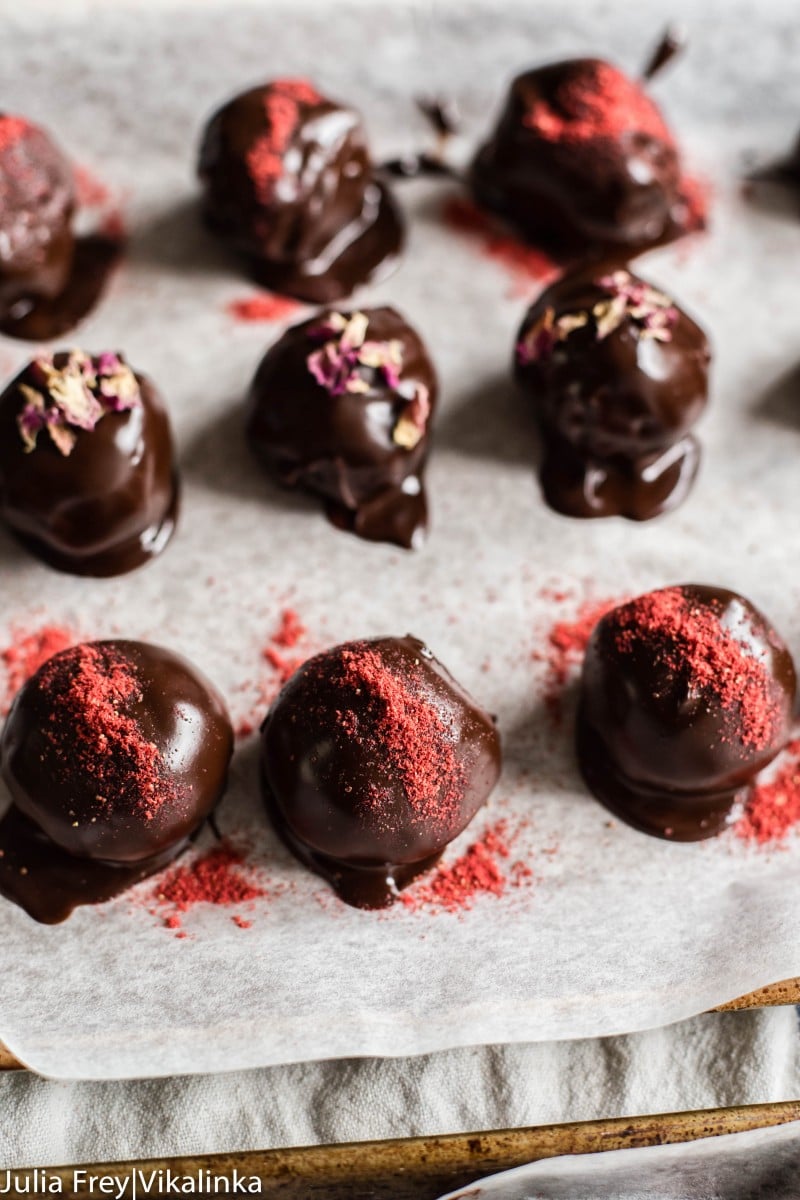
[0,233,122,342]
[0,806,189,925]
[263,774,442,909]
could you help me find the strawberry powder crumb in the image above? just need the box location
[610,588,784,751]
[442,196,560,295]
[736,738,800,845]
[153,843,266,931]
[1,622,77,715]
[400,819,531,914]
[74,164,112,208]
[523,62,671,146]
[0,115,29,153]
[333,645,463,828]
[227,294,302,323]
[235,608,312,738]
[272,608,306,648]
[263,646,306,684]
[98,209,127,243]
[678,174,710,234]
[535,598,618,722]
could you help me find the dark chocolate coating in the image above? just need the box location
[0,116,75,321]
[198,81,403,302]
[260,635,502,908]
[246,306,437,549]
[0,354,179,575]
[0,640,234,923]
[576,586,796,841]
[470,59,688,255]
[514,267,710,520]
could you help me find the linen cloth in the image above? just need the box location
[1,1007,797,1168]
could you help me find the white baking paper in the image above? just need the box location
[439,1117,800,1200]
[1,0,800,1081]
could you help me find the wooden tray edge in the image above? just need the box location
[21,1099,800,1199]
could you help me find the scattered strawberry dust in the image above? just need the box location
[247,79,321,203]
[333,644,462,828]
[736,739,800,845]
[677,174,710,234]
[151,842,267,934]
[535,597,618,722]
[0,115,29,152]
[442,196,560,295]
[235,607,311,738]
[227,293,302,323]
[1,622,77,715]
[37,643,180,819]
[400,819,532,914]
[610,588,784,751]
[74,164,112,208]
[523,62,671,146]
[73,163,127,244]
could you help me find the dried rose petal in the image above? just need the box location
[14,350,142,456]
[517,307,589,365]
[393,383,431,449]
[306,312,407,399]
[594,271,678,341]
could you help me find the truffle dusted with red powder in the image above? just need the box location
[246,306,437,549]
[0,114,75,323]
[577,585,796,841]
[0,350,179,576]
[515,267,710,520]
[259,635,501,908]
[470,59,702,255]
[0,640,234,923]
[198,79,403,302]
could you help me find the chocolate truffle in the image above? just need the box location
[198,78,403,302]
[0,349,179,575]
[0,640,234,923]
[470,58,700,255]
[577,585,796,841]
[514,267,710,520]
[259,635,502,908]
[0,114,75,324]
[246,306,437,548]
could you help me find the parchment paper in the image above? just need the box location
[439,1118,800,1200]
[2,0,800,1081]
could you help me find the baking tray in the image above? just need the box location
[6,1100,798,1199]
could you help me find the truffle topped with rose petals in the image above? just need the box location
[514,266,710,520]
[0,350,179,575]
[246,306,437,549]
